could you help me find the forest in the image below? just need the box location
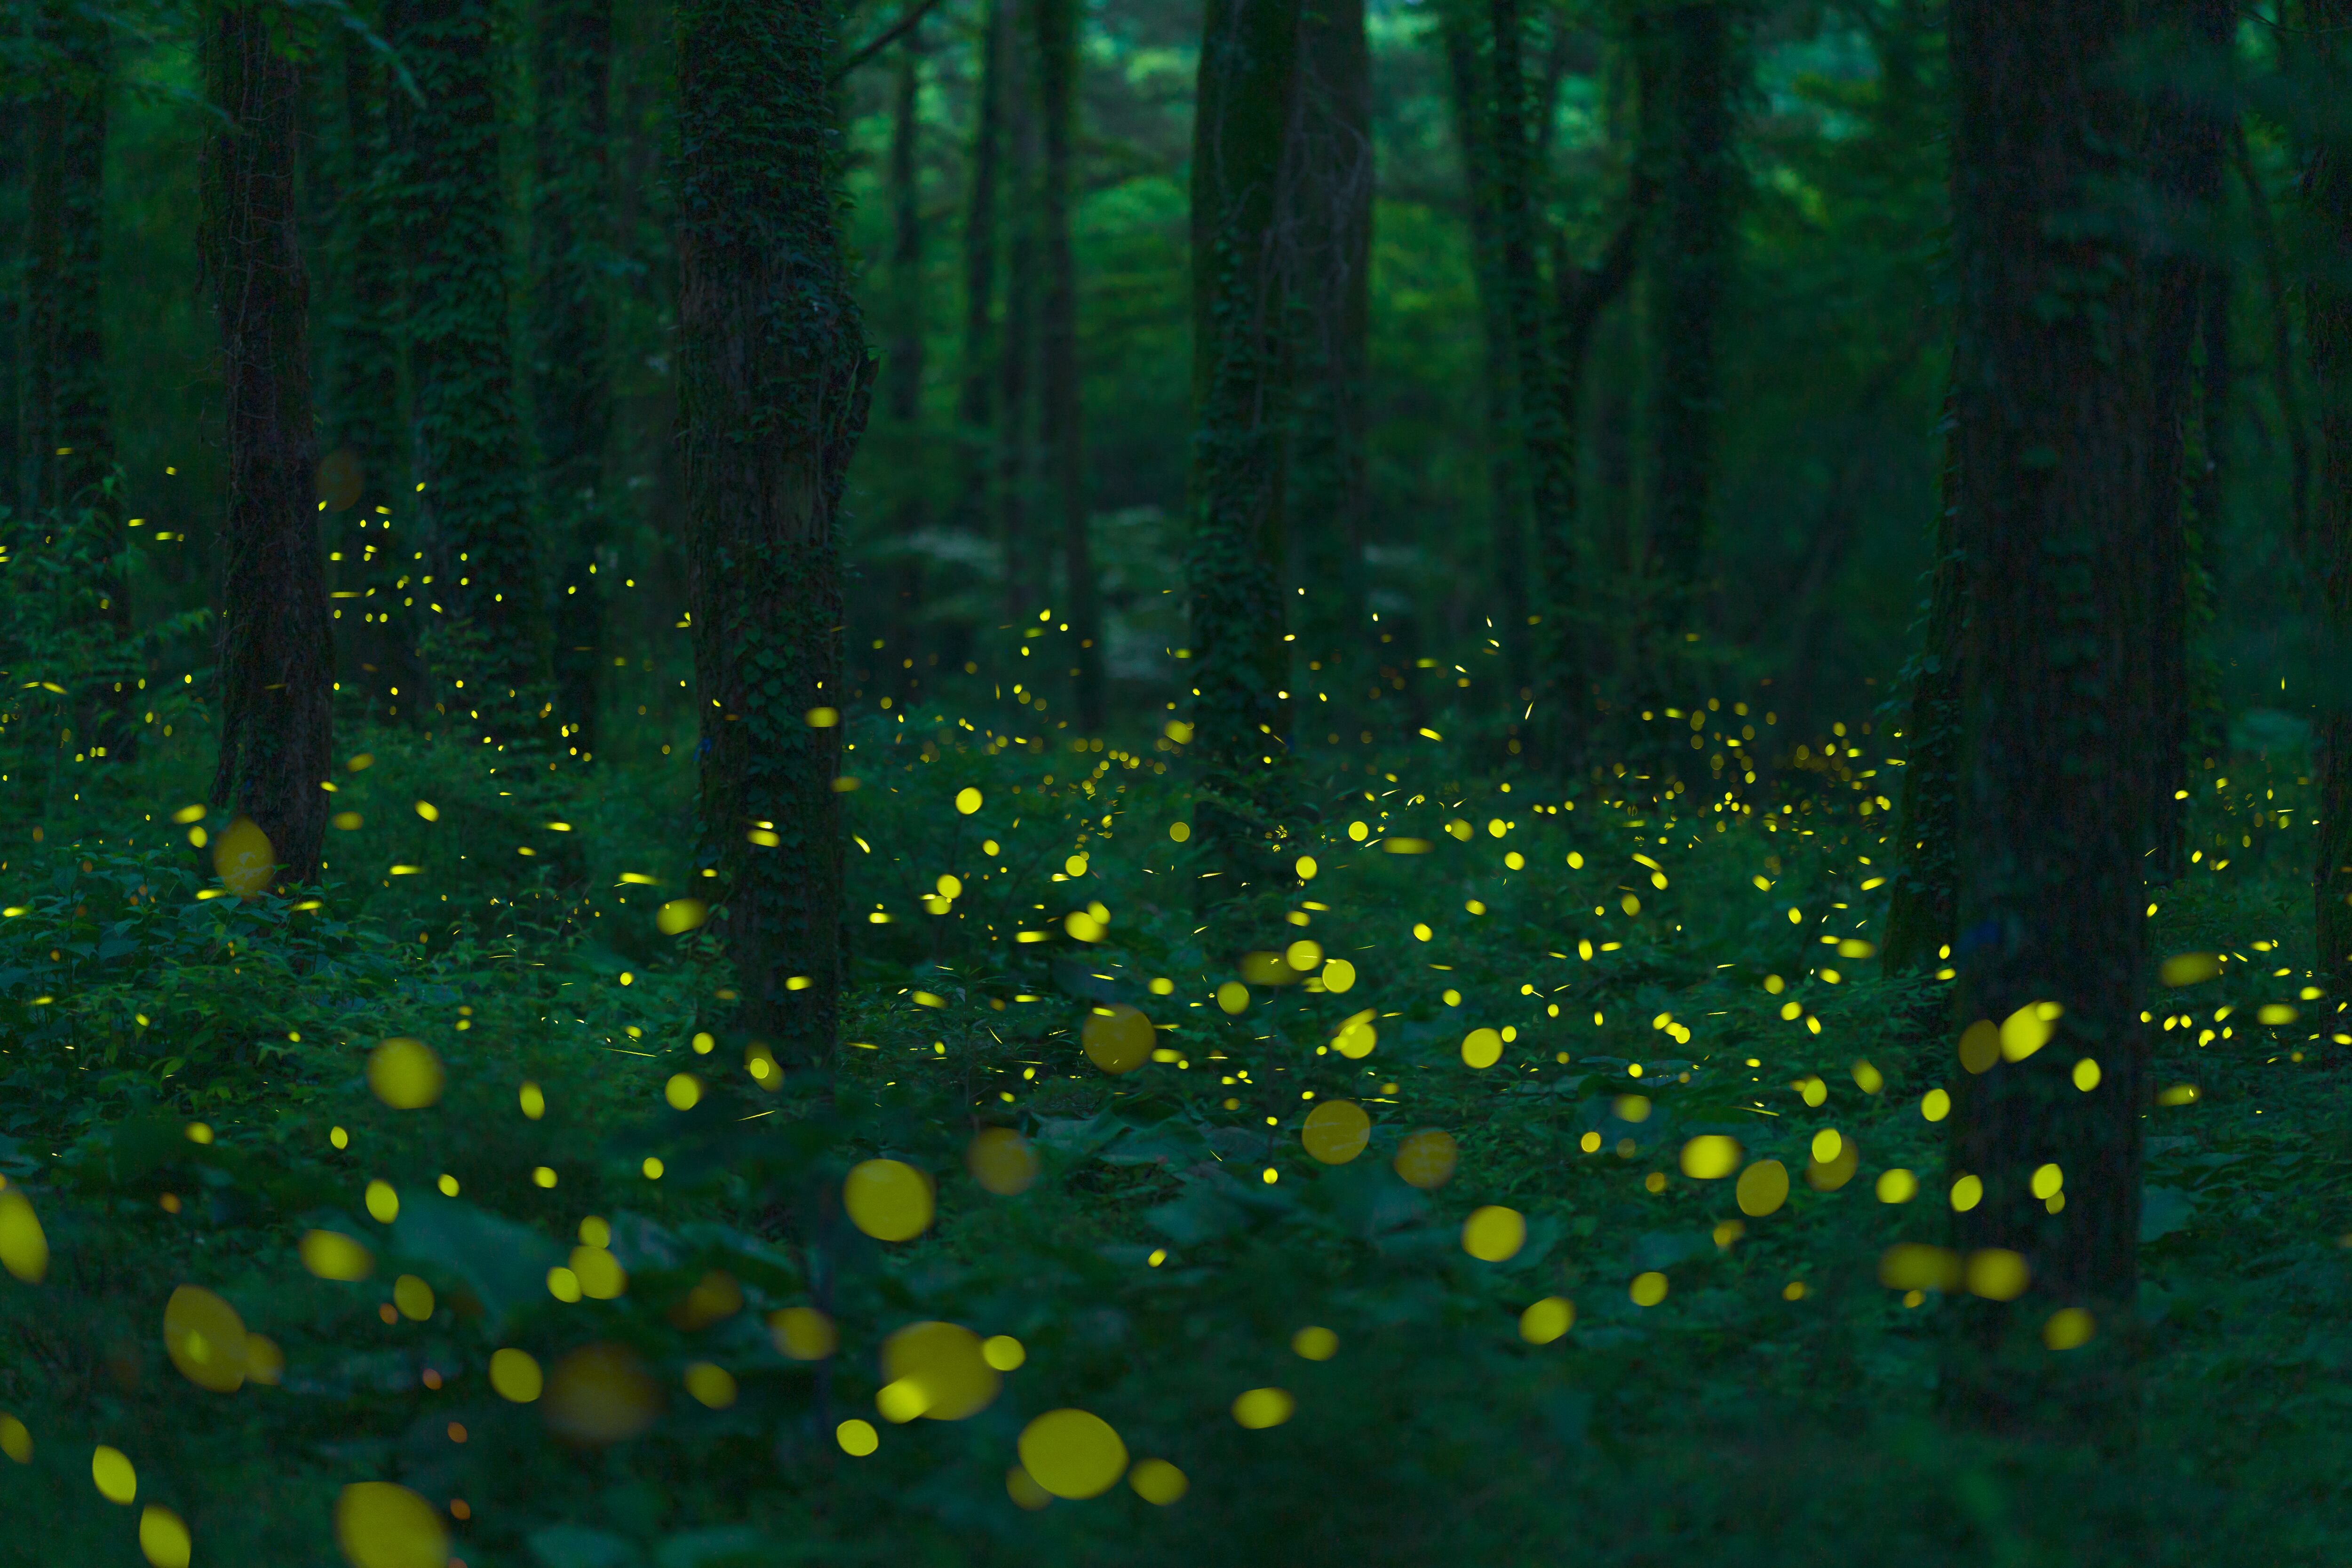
[0,0,2350,1561]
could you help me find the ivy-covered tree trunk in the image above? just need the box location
[676,0,871,1068]
[386,0,549,742]
[200,0,334,886]
[533,0,616,763]
[881,33,927,692]
[954,0,1004,533]
[1037,0,1101,729]
[1638,1,1734,652]
[2309,0,2352,993]
[1946,0,2159,1420]
[1440,7,1528,690]
[1282,0,1371,669]
[1189,0,1302,893]
[1882,394,1961,974]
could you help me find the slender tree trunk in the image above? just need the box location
[1441,9,1528,692]
[2306,0,2352,992]
[1037,0,1100,728]
[955,0,1004,533]
[1283,0,1371,669]
[1883,392,1962,973]
[997,15,1039,620]
[1190,0,1302,894]
[1639,1,1733,649]
[200,0,334,886]
[882,32,928,695]
[2239,126,2310,556]
[533,0,616,762]
[676,0,872,1069]
[386,0,549,741]
[1946,0,2159,1423]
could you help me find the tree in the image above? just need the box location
[1283,0,1372,669]
[533,0,617,763]
[880,30,927,693]
[996,5,1041,621]
[2309,0,2352,991]
[386,0,549,741]
[1946,0,2166,1416]
[954,0,1006,537]
[675,0,873,1069]
[199,0,334,885]
[1037,0,1102,729]
[1189,0,1302,892]
[1881,394,1961,974]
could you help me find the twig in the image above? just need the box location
[831,0,946,85]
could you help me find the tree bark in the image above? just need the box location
[996,11,1040,620]
[2307,0,2352,992]
[386,0,549,742]
[1282,0,1371,669]
[1883,393,1962,974]
[955,0,1004,533]
[1037,0,1100,728]
[676,0,872,1069]
[882,31,928,696]
[200,0,334,886]
[1639,1,1733,646]
[534,0,617,764]
[1946,0,2161,1422]
[1189,0,1302,894]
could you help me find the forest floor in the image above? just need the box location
[1,677,2349,1568]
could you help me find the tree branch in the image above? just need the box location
[831,0,946,84]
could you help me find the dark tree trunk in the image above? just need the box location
[1189,0,1301,893]
[533,0,616,763]
[1883,393,1962,973]
[1282,0,1371,669]
[386,0,549,741]
[2307,0,2352,992]
[883,32,927,693]
[996,13,1039,620]
[200,0,334,886]
[1946,0,2162,1421]
[1037,0,1100,728]
[676,0,872,1069]
[1639,2,1733,646]
[25,0,130,761]
[1441,8,1528,691]
[955,0,1004,533]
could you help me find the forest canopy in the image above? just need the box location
[1,0,2351,1564]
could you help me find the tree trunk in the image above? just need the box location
[1946,0,2162,1421]
[1190,0,1302,894]
[1882,393,1962,973]
[1639,1,1733,648]
[1283,0,1371,670]
[533,0,616,763]
[1037,0,1101,729]
[676,0,872,1070]
[996,14,1039,621]
[200,0,335,886]
[386,0,549,742]
[955,0,1004,534]
[2307,0,2352,993]
[1440,8,1528,693]
[883,32,928,695]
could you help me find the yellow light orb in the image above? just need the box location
[982,1335,1026,1370]
[1629,1272,1669,1307]
[245,1335,285,1385]
[211,816,275,898]
[844,1159,934,1242]
[1216,980,1249,1015]
[656,898,708,935]
[543,1342,663,1444]
[1168,821,1191,842]
[666,1073,702,1111]
[1019,1408,1129,1497]
[1393,1129,1458,1190]
[0,1416,27,1464]
[683,1362,738,1409]
[968,1127,1041,1195]
[490,1348,543,1402]
[1461,1027,1502,1069]
[771,1306,839,1361]
[92,1445,136,1505]
[1301,1100,1371,1165]
[1875,1168,1919,1203]
[1129,1457,1189,1505]
[139,1504,191,1568]
[1334,1016,1376,1058]
[956,787,983,815]
[163,1285,248,1393]
[1519,1296,1575,1344]
[1964,1248,2030,1301]
[1678,1135,1741,1180]
[837,1419,880,1457]
[2043,1306,2096,1350]
[1735,1160,1789,1218]
[1230,1387,1295,1429]
[0,1190,49,1283]
[1291,1325,1338,1361]
[364,1180,398,1224]
[334,1482,445,1568]
[881,1320,1001,1422]
[300,1230,373,1281]
[393,1274,435,1321]
[1462,1205,1526,1262]
[366,1038,444,1110]
[1081,1004,1155,1075]
[1877,1243,1962,1292]
[1322,957,1357,993]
